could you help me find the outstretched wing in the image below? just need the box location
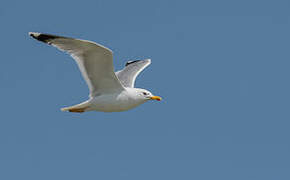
[29,32,124,97]
[116,59,151,87]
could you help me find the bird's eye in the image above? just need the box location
[142,92,148,96]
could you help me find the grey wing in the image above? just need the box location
[29,32,124,97]
[116,59,151,87]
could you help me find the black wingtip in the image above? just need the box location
[29,32,59,43]
[125,60,141,66]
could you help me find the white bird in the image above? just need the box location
[29,32,161,113]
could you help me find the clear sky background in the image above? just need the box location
[1,0,289,179]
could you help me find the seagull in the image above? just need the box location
[29,32,161,113]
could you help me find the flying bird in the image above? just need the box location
[29,32,161,113]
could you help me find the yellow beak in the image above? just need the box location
[150,96,162,101]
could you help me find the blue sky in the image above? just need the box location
[1,0,290,179]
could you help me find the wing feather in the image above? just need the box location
[29,32,124,97]
[116,59,151,87]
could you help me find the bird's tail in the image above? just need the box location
[61,100,91,113]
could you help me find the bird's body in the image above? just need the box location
[29,32,161,112]
[84,88,147,112]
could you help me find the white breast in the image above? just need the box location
[89,90,146,112]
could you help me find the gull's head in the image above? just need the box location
[133,88,162,102]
